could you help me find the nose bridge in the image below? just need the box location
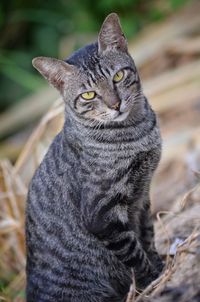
[101,81,120,108]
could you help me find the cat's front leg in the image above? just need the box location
[139,201,164,274]
[106,230,160,289]
[83,196,160,289]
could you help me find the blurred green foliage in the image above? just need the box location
[0,0,190,112]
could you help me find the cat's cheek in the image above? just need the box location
[86,109,98,119]
[85,104,93,111]
[109,110,120,120]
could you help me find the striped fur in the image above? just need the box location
[27,13,163,302]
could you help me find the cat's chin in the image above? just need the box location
[112,111,130,122]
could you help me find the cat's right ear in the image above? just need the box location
[32,57,75,92]
[98,13,128,54]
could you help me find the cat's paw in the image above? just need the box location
[135,267,161,290]
[149,251,165,274]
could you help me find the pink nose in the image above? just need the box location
[111,102,120,111]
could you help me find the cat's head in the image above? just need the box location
[33,13,142,124]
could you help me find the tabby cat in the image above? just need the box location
[26,13,163,302]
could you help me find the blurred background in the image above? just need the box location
[0,0,194,161]
[0,0,200,301]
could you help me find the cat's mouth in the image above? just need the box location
[113,110,130,122]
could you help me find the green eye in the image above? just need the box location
[113,70,124,83]
[81,91,96,100]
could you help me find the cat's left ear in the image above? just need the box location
[32,57,75,92]
[98,13,128,54]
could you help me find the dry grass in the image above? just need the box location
[0,160,26,301]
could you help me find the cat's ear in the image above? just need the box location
[98,13,127,54]
[32,57,75,91]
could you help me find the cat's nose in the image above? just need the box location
[111,102,120,111]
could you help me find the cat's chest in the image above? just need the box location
[79,149,153,198]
